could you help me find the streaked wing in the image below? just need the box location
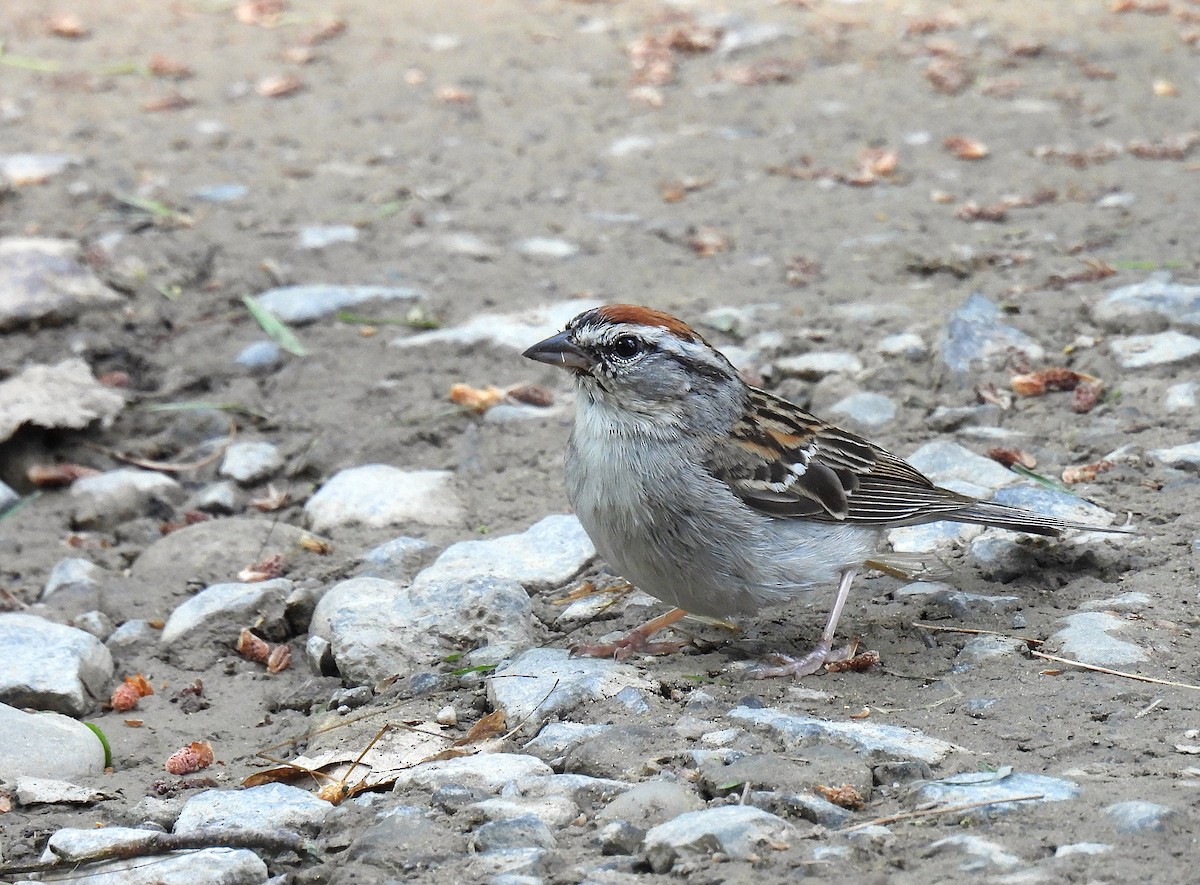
[706,387,975,526]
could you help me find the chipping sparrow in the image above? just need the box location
[524,304,1133,677]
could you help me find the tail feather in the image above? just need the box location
[950,500,1134,537]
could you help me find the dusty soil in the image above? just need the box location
[2,0,1199,881]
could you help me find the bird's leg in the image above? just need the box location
[572,607,692,659]
[750,568,859,679]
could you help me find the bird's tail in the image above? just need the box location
[949,500,1135,537]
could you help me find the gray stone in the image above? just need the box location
[160,578,293,665]
[438,231,502,260]
[73,610,115,641]
[1110,331,1200,368]
[914,770,1079,812]
[255,284,422,323]
[394,297,601,352]
[513,237,579,260]
[187,480,244,514]
[471,815,558,851]
[15,776,110,806]
[828,392,896,428]
[466,796,579,828]
[1092,273,1200,333]
[1164,381,1198,413]
[888,521,981,554]
[219,441,284,485]
[469,847,547,878]
[312,575,536,685]
[926,404,1002,431]
[699,746,872,799]
[956,635,1027,662]
[0,154,78,185]
[877,332,928,360]
[522,722,611,765]
[1055,841,1113,857]
[487,648,657,728]
[131,517,313,589]
[926,834,1022,870]
[391,753,553,794]
[106,619,159,651]
[297,224,358,249]
[519,773,631,806]
[1052,612,1147,666]
[0,237,121,331]
[1080,591,1152,613]
[989,483,1120,529]
[357,536,438,580]
[43,843,267,884]
[43,557,105,599]
[1152,441,1200,472]
[1105,800,1177,833]
[784,793,853,828]
[968,535,1034,581]
[432,783,488,813]
[175,783,332,835]
[305,464,463,530]
[642,806,794,873]
[728,706,956,764]
[192,183,248,202]
[0,703,106,781]
[0,357,126,444]
[774,352,863,380]
[598,819,646,855]
[234,340,283,373]
[0,478,17,513]
[904,440,1016,491]
[940,292,1046,376]
[70,468,185,530]
[416,515,595,592]
[895,581,1021,616]
[597,780,705,827]
[347,804,464,869]
[0,614,113,715]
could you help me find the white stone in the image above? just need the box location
[393,297,602,352]
[311,575,536,685]
[1052,612,1147,666]
[305,465,462,530]
[219,441,284,485]
[70,468,185,529]
[0,614,114,715]
[391,753,553,793]
[15,776,109,806]
[513,237,579,259]
[467,796,580,828]
[175,783,332,835]
[255,284,422,323]
[43,557,105,598]
[1109,331,1200,368]
[927,834,1022,870]
[0,357,125,443]
[773,352,863,379]
[904,440,1017,490]
[828,392,896,428]
[1092,273,1200,332]
[0,704,107,781]
[643,805,795,873]
[487,648,658,726]
[161,578,293,647]
[415,514,594,592]
[1151,441,1200,472]
[1164,382,1198,413]
[877,332,928,359]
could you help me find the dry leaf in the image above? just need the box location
[943,135,989,159]
[257,74,303,98]
[453,709,508,746]
[688,226,731,256]
[237,628,271,664]
[110,673,154,711]
[235,0,285,27]
[301,17,346,46]
[437,86,473,104]
[926,58,972,94]
[238,553,285,583]
[815,784,866,809]
[267,644,292,673]
[165,740,214,775]
[249,484,288,511]
[1153,79,1179,97]
[142,92,194,112]
[48,12,89,38]
[716,58,796,86]
[148,54,193,79]
[824,649,880,673]
[27,463,100,487]
[1010,367,1096,397]
[1071,381,1103,413]
[1062,459,1114,484]
[298,533,333,554]
[987,447,1037,469]
[449,383,505,413]
[506,384,554,408]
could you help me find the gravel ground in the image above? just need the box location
[1,1,1199,883]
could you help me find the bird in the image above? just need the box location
[523,304,1134,677]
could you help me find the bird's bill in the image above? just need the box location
[522,330,594,371]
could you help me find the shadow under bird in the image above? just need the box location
[524,304,1135,677]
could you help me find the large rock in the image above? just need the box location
[160,578,293,668]
[174,783,332,835]
[0,614,113,715]
[940,292,1045,377]
[643,806,795,873]
[0,703,107,781]
[311,575,537,684]
[305,465,463,531]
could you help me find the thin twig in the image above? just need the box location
[838,794,1044,834]
[0,828,317,876]
[912,621,1044,646]
[1031,651,1200,691]
[1135,698,1164,719]
[84,421,236,473]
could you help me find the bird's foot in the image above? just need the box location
[571,607,691,660]
[747,638,865,679]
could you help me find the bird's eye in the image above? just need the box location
[611,336,643,359]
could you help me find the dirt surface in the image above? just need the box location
[2,0,1199,882]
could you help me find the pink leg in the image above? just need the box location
[572,607,692,659]
[750,568,859,679]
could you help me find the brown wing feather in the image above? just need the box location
[707,387,975,526]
